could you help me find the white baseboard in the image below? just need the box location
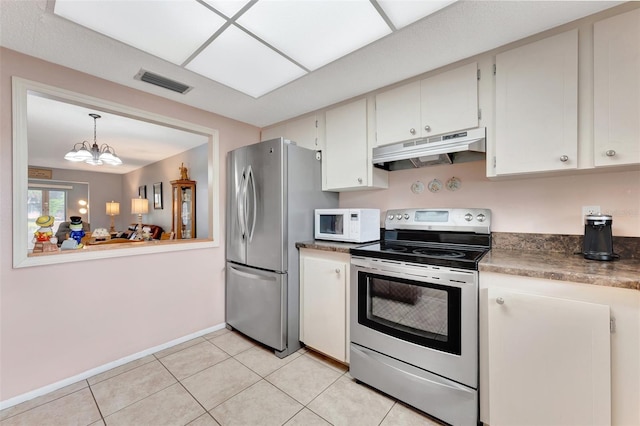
[0,323,227,411]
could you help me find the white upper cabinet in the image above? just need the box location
[375,81,422,146]
[420,62,479,138]
[494,30,578,175]
[260,123,285,142]
[375,62,478,147]
[324,98,388,191]
[261,114,323,151]
[594,8,640,167]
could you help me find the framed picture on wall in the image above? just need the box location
[153,182,163,209]
[138,185,147,199]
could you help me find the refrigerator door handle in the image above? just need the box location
[237,168,247,238]
[247,165,257,242]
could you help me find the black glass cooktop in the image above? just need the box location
[350,230,491,270]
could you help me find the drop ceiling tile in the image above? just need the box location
[237,0,391,71]
[378,0,457,29]
[186,24,307,98]
[54,0,225,65]
[202,0,253,18]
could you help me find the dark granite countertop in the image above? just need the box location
[298,233,640,291]
[296,240,376,254]
[479,249,640,291]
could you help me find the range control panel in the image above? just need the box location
[385,208,491,234]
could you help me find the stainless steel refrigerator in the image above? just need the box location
[226,138,338,358]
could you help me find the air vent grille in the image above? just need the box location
[134,70,192,94]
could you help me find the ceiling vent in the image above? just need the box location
[134,69,193,94]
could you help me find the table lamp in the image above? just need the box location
[131,197,149,240]
[106,201,120,233]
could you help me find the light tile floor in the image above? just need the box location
[0,328,444,425]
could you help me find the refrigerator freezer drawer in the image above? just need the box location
[226,262,286,351]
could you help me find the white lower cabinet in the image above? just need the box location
[299,248,350,363]
[486,287,610,426]
[480,272,640,426]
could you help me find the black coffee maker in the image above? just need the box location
[583,214,617,261]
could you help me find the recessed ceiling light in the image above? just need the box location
[53,0,451,98]
[186,25,306,98]
[54,0,225,65]
[237,0,391,71]
[378,0,457,29]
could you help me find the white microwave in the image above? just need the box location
[314,209,380,243]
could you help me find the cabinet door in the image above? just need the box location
[261,116,318,151]
[325,99,369,190]
[421,62,478,137]
[495,30,578,175]
[286,115,318,151]
[594,8,640,167]
[261,123,285,141]
[301,255,347,362]
[375,81,421,147]
[487,288,611,426]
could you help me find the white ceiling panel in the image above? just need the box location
[203,0,253,18]
[186,24,307,98]
[0,1,626,127]
[54,0,225,65]
[237,0,392,71]
[379,0,457,29]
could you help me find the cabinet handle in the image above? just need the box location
[335,268,341,274]
[409,128,416,135]
[606,150,616,157]
[424,125,431,132]
[496,297,505,305]
[559,155,569,162]
[357,177,363,184]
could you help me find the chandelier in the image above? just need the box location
[64,113,123,166]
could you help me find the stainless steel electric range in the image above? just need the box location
[349,208,491,426]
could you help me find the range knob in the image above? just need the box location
[395,214,403,220]
[388,214,395,220]
[403,213,410,220]
[476,213,486,222]
[464,213,473,222]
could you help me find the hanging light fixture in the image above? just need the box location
[64,113,123,166]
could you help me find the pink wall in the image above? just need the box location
[2,45,639,404]
[0,48,260,401]
[340,161,640,237]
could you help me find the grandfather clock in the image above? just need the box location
[171,179,196,239]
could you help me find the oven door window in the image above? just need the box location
[358,271,462,355]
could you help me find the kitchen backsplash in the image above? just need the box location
[492,232,640,259]
[339,161,640,237]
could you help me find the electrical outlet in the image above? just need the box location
[582,205,601,217]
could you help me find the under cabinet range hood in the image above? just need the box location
[373,127,486,170]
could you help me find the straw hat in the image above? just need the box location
[35,215,54,227]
